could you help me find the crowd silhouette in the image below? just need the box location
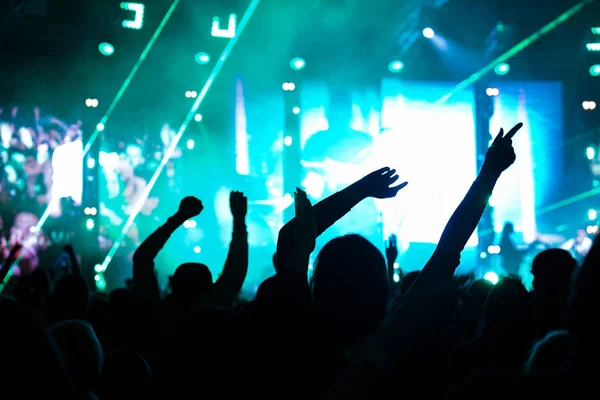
[0,121,597,399]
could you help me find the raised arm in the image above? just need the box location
[413,123,523,289]
[214,191,249,306]
[276,167,407,276]
[132,196,203,300]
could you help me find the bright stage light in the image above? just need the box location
[388,60,404,73]
[282,82,296,91]
[194,113,203,122]
[85,98,99,108]
[121,2,145,30]
[423,27,435,38]
[186,139,195,150]
[590,64,600,76]
[85,218,95,231]
[587,146,596,160]
[290,57,306,70]
[284,136,293,146]
[292,107,300,115]
[98,42,114,56]
[484,271,499,285]
[582,101,596,110]
[185,90,198,99]
[212,14,237,38]
[195,52,211,65]
[494,63,510,75]
[193,246,201,254]
[96,123,105,131]
[486,87,500,97]
[589,209,597,220]
[87,158,96,169]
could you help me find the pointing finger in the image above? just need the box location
[505,122,523,140]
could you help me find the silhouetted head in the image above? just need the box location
[311,234,389,337]
[169,262,213,306]
[482,277,535,342]
[525,330,573,376]
[50,320,103,393]
[50,274,90,322]
[100,350,154,400]
[531,249,576,302]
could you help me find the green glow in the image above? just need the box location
[290,57,306,71]
[98,0,262,275]
[121,2,145,30]
[494,62,510,75]
[388,60,405,73]
[591,64,600,76]
[212,14,237,38]
[587,43,600,51]
[436,0,594,103]
[34,0,181,236]
[592,27,600,34]
[195,52,211,65]
[98,42,114,56]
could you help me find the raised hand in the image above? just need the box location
[483,122,523,174]
[176,196,204,220]
[385,234,399,266]
[294,187,316,258]
[230,191,248,220]
[357,167,408,199]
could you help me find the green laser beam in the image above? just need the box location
[436,0,596,104]
[97,0,261,274]
[32,0,182,235]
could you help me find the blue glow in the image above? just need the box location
[290,57,306,70]
[388,60,404,73]
[495,63,510,75]
[195,52,211,65]
[98,42,114,56]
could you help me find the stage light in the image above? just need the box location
[290,57,306,70]
[193,246,201,254]
[120,2,145,30]
[292,107,300,115]
[195,52,211,65]
[85,98,96,108]
[486,87,500,97]
[480,252,488,259]
[586,43,600,51]
[284,136,293,146]
[95,274,106,291]
[588,209,597,220]
[212,14,237,38]
[183,220,197,229]
[592,27,600,34]
[494,63,510,75]
[393,262,400,270]
[388,60,404,73]
[484,271,499,285]
[282,82,296,91]
[587,225,599,234]
[98,42,114,56]
[487,245,501,255]
[84,207,91,215]
[185,90,198,99]
[194,113,203,122]
[186,139,195,150]
[85,218,95,231]
[94,264,103,273]
[423,27,435,38]
[587,146,596,160]
[96,123,105,131]
[590,64,600,76]
[582,101,597,110]
[87,158,96,169]
[393,273,400,283]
